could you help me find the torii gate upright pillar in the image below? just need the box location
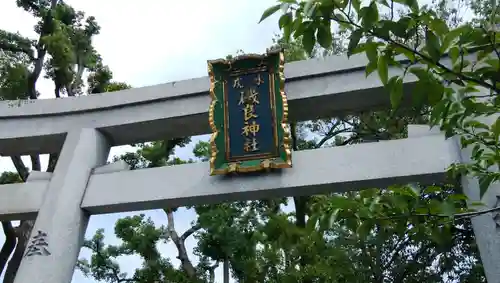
[13,128,110,283]
[457,111,500,282]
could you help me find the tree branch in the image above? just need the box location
[334,7,500,93]
[30,155,41,171]
[290,122,298,151]
[369,205,500,221]
[47,153,59,173]
[87,239,135,283]
[0,42,34,60]
[10,156,28,182]
[180,223,201,241]
[393,241,433,282]
[208,262,220,283]
[314,120,352,148]
[26,0,59,99]
[383,235,411,270]
[163,208,197,279]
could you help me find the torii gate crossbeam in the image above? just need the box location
[0,52,498,283]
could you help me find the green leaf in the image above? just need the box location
[427,79,444,105]
[429,18,449,36]
[283,24,292,41]
[351,0,361,12]
[356,220,373,240]
[306,214,319,230]
[430,227,443,245]
[259,4,281,23]
[391,18,410,38]
[411,80,427,106]
[406,0,419,12]
[351,44,368,56]
[394,46,416,62]
[302,26,316,55]
[471,144,483,159]
[440,200,455,217]
[316,24,332,49]
[328,208,341,228]
[361,2,379,30]
[449,193,468,201]
[464,120,490,130]
[492,116,500,140]
[442,26,467,52]
[304,0,316,17]
[333,12,347,23]
[449,46,460,65]
[365,60,377,77]
[477,49,491,62]
[293,19,307,38]
[409,67,430,80]
[479,174,495,198]
[377,54,388,85]
[279,12,292,28]
[470,201,485,207]
[347,29,363,57]
[425,29,441,62]
[486,58,499,69]
[389,76,404,108]
[430,100,447,126]
[365,41,378,63]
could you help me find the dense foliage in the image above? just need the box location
[260,0,500,197]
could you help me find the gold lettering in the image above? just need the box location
[238,91,245,105]
[238,88,260,105]
[233,77,243,89]
[243,104,258,121]
[254,74,264,86]
[247,88,259,104]
[242,121,260,137]
[244,137,259,152]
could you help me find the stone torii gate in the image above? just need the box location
[0,53,498,283]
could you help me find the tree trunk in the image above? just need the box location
[1,0,62,280]
[3,220,34,283]
[208,262,219,283]
[0,222,16,274]
[163,208,198,279]
[3,153,57,282]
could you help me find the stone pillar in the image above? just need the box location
[456,111,500,283]
[14,128,110,283]
[452,87,500,282]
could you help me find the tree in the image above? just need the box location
[0,1,129,282]
[260,0,500,197]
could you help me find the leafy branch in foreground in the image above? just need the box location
[261,0,500,197]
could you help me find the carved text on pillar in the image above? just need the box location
[24,230,51,257]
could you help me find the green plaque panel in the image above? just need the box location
[207,50,292,175]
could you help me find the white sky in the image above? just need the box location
[0,0,283,282]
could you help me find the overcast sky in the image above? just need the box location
[0,0,282,282]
